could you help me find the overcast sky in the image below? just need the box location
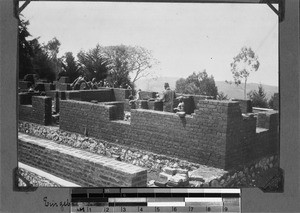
[22,2,278,86]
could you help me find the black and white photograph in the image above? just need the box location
[15,1,282,190]
[2,0,300,212]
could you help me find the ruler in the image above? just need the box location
[71,188,240,213]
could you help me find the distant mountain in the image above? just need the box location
[135,77,278,100]
[215,81,278,100]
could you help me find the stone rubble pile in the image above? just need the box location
[17,168,61,187]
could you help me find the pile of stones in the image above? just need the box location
[17,168,61,187]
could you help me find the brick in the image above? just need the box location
[18,133,147,187]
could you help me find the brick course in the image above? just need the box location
[18,133,147,187]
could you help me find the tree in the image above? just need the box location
[230,46,260,99]
[268,94,275,109]
[44,37,61,60]
[31,39,56,82]
[175,70,218,98]
[18,16,35,79]
[77,45,112,81]
[100,45,132,87]
[127,46,158,84]
[43,37,62,77]
[247,84,268,108]
[100,45,158,86]
[18,17,58,82]
[60,52,82,82]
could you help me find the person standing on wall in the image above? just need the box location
[160,82,176,112]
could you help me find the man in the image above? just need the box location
[160,82,176,112]
[174,96,185,112]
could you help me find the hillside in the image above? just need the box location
[135,77,278,100]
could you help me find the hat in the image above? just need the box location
[164,82,169,87]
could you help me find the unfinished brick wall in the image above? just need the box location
[232,99,253,113]
[225,106,279,169]
[19,81,31,89]
[60,99,279,170]
[80,89,114,102]
[60,99,231,168]
[34,82,55,92]
[139,91,157,100]
[19,96,52,125]
[57,83,71,91]
[18,92,40,105]
[18,133,147,187]
[113,88,131,101]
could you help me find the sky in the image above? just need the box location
[21,2,278,86]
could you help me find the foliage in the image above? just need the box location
[247,84,268,108]
[43,37,62,77]
[60,52,82,82]
[217,92,229,100]
[268,94,275,109]
[30,39,56,82]
[127,45,158,84]
[44,37,61,59]
[175,70,218,98]
[230,46,260,99]
[100,45,158,87]
[77,45,112,81]
[18,17,58,82]
[18,17,35,79]
[100,45,132,87]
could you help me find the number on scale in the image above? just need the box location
[76,207,91,212]
[104,207,109,212]
[172,207,177,212]
[189,206,194,212]
[139,207,143,212]
[121,207,126,212]
[155,207,160,212]
[206,206,211,212]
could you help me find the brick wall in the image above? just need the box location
[60,99,279,170]
[104,102,125,120]
[139,91,156,100]
[18,133,147,187]
[45,91,59,113]
[59,77,70,83]
[19,96,52,125]
[225,107,279,169]
[19,81,31,89]
[44,89,129,115]
[34,82,55,92]
[113,88,131,101]
[63,91,81,100]
[18,92,40,105]
[60,100,119,136]
[57,83,71,91]
[80,89,114,102]
[60,99,230,168]
[232,99,253,113]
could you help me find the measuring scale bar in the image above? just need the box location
[71,188,241,213]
